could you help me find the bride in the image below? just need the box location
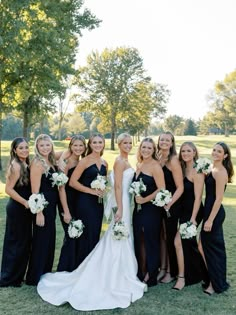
[37,133,147,311]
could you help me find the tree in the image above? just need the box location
[0,0,101,168]
[164,115,184,135]
[74,47,169,149]
[183,119,197,135]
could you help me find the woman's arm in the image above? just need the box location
[190,171,204,224]
[113,159,125,221]
[5,162,29,208]
[58,166,72,224]
[167,157,184,208]
[30,160,45,227]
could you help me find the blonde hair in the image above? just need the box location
[33,134,56,175]
[117,133,131,145]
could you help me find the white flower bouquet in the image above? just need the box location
[129,178,147,210]
[112,221,129,240]
[68,219,84,238]
[194,157,212,174]
[91,174,107,203]
[28,193,49,214]
[179,221,197,239]
[51,172,69,187]
[152,189,172,218]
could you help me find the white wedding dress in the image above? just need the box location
[37,168,147,311]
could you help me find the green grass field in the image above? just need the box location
[0,135,235,315]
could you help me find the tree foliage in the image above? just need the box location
[73,47,169,149]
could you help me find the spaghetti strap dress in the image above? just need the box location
[57,167,80,272]
[0,170,32,287]
[26,167,59,285]
[162,165,181,277]
[180,177,203,285]
[132,172,162,286]
[75,163,107,266]
[200,173,229,293]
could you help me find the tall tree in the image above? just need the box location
[0,0,100,168]
[74,47,169,149]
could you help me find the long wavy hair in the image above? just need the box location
[216,142,234,183]
[156,131,177,162]
[137,137,157,163]
[86,133,105,156]
[7,137,30,186]
[68,135,87,158]
[179,141,199,176]
[33,134,56,175]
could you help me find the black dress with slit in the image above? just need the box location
[162,165,182,277]
[0,172,32,287]
[26,168,59,285]
[75,164,107,267]
[133,172,162,286]
[57,167,80,272]
[200,173,229,293]
[180,177,203,285]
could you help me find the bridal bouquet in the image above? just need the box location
[152,189,172,218]
[28,193,49,214]
[179,221,197,239]
[129,178,146,211]
[91,174,107,203]
[51,172,69,187]
[194,157,212,174]
[112,221,129,240]
[68,219,84,238]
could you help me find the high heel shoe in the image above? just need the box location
[157,268,166,282]
[160,271,174,284]
[172,275,185,291]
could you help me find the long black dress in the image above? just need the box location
[57,167,79,272]
[162,165,182,278]
[0,172,32,287]
[180,177,203,285]
[200,173,229,293]
[26,168,59,285]
[133,172,162,286]
[76,164,107,266]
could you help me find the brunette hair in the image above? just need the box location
[156,131,177,162]
[68,135,87,158]
[179,141,199,176]
[216,142,234,183]
[86,133,105,156]
[7,137,30,186]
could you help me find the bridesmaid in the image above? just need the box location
[0,138,32,287]
[133,137,165,287]
[57,135,87,272]
[173,142,204,290]
[26,134,59,285]
[69,133,108,266]
[199,142,234,295]
[156,131,184,283]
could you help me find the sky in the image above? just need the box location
[76,0,236,120]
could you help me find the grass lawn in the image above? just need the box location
[0,135,235,315]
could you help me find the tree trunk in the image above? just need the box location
[0,103,2,170]
[23,101,29,138]
[110,114,116,150]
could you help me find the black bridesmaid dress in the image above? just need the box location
[162,165,182,278]
[57,167,79,272]
[200,173,229,293]
[76,164,107,266]
[133,172,162,286]
[26,168,59,285]
[180,177,203,285]
[0,173,32,287]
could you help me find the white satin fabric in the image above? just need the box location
[37,168,147,311]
